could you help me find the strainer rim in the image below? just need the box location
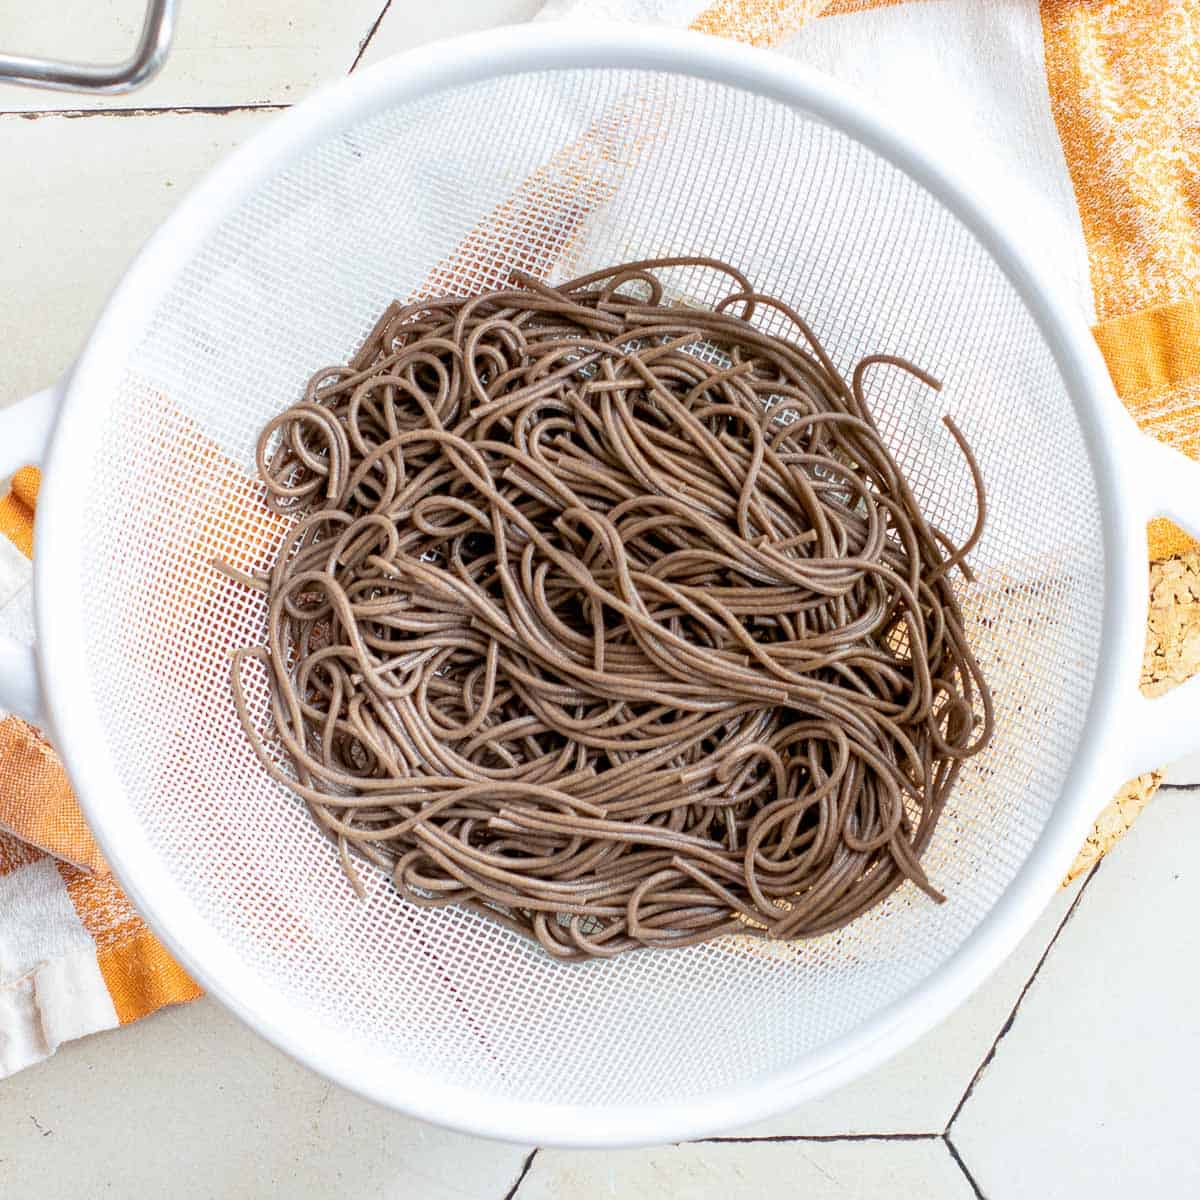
[33,22,1141,1145]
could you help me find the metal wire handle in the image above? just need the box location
[0,0,177,94]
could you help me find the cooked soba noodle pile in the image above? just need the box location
[221,257,993,960]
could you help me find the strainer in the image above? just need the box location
[2,26,1199,1147]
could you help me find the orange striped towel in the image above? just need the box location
[4,0,1197,1078]
[0,468,199,1078]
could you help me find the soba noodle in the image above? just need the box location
[219,257,993,960]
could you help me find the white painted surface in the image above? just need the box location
[0,997,531,1198]
[954,788,1200,1198]
[0,2,1188,1196]
[734,883,1077,1138]
[0,109,274,402]
[520,1139,977,1199]
[1165,750,1200,785]
[0,0,385,110]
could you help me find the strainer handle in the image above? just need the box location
[0,0,176,94]
[0,382,64,726]
[1122,434,1200,778]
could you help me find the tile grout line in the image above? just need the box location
[695,1132,939,1144]
[943,857,1106,1134]
[502,1148,538,1200]
[502,1134,944,1195]
[1,104,291,120]
[348,0,396,74]
[943,1132,987,1200]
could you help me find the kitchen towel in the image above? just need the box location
[0,469,200,1078]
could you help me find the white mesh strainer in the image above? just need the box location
[3,26,1199,1146]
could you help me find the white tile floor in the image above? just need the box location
[1,4,1197,1196]
[954,787,1200,1198]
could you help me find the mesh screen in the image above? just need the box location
[78,68,1103,1109]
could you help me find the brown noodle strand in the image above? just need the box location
[222,258,993,959]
